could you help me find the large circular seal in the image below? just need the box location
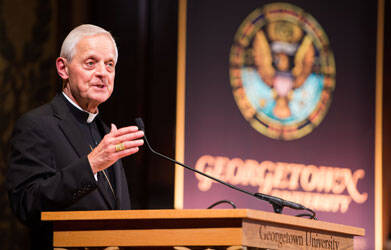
[229,3,335,140]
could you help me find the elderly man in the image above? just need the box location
[6,24,144,249]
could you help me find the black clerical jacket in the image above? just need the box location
[6,94,131,249]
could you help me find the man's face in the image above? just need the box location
[64,34,116,111]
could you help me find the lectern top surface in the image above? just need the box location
[41,208,365,236]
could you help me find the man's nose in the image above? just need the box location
[95,62,109,77]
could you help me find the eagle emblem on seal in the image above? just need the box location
[229,3,335,140]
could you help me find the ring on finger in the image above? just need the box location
[115,142,126,152]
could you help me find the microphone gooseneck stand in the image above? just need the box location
[135,118,317,220]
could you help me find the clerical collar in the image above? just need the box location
[62,92,99,123]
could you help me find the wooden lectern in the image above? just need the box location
[42,209,364,249]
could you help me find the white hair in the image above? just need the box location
[60,24,118,63]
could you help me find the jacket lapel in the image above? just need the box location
[96,116,119,209]
[96,172,116,209]
[51,94,91,157]
[99,119,123,209]
[51,94,115,209]
[113,161,125,209]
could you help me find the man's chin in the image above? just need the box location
[87,94,111,107]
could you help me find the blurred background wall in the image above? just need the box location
[0,0,59,248]
[0,0,178,248]
[0,0,389,249]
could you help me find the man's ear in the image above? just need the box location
[56,57,69,80]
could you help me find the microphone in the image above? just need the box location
[135,117,316,219]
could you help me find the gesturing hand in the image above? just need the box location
[88,124,144,173]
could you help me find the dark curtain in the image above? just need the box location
[1,0,177,248]
[85,0,178,210]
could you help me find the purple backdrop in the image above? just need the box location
[183,0,376,248]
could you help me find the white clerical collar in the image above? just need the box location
[62,92,99,123]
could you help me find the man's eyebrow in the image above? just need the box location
[83,54,115,61]
[83,55,97,60]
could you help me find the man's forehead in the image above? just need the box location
[75,34,116,58]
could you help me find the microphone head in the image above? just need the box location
[135,117,145,131]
